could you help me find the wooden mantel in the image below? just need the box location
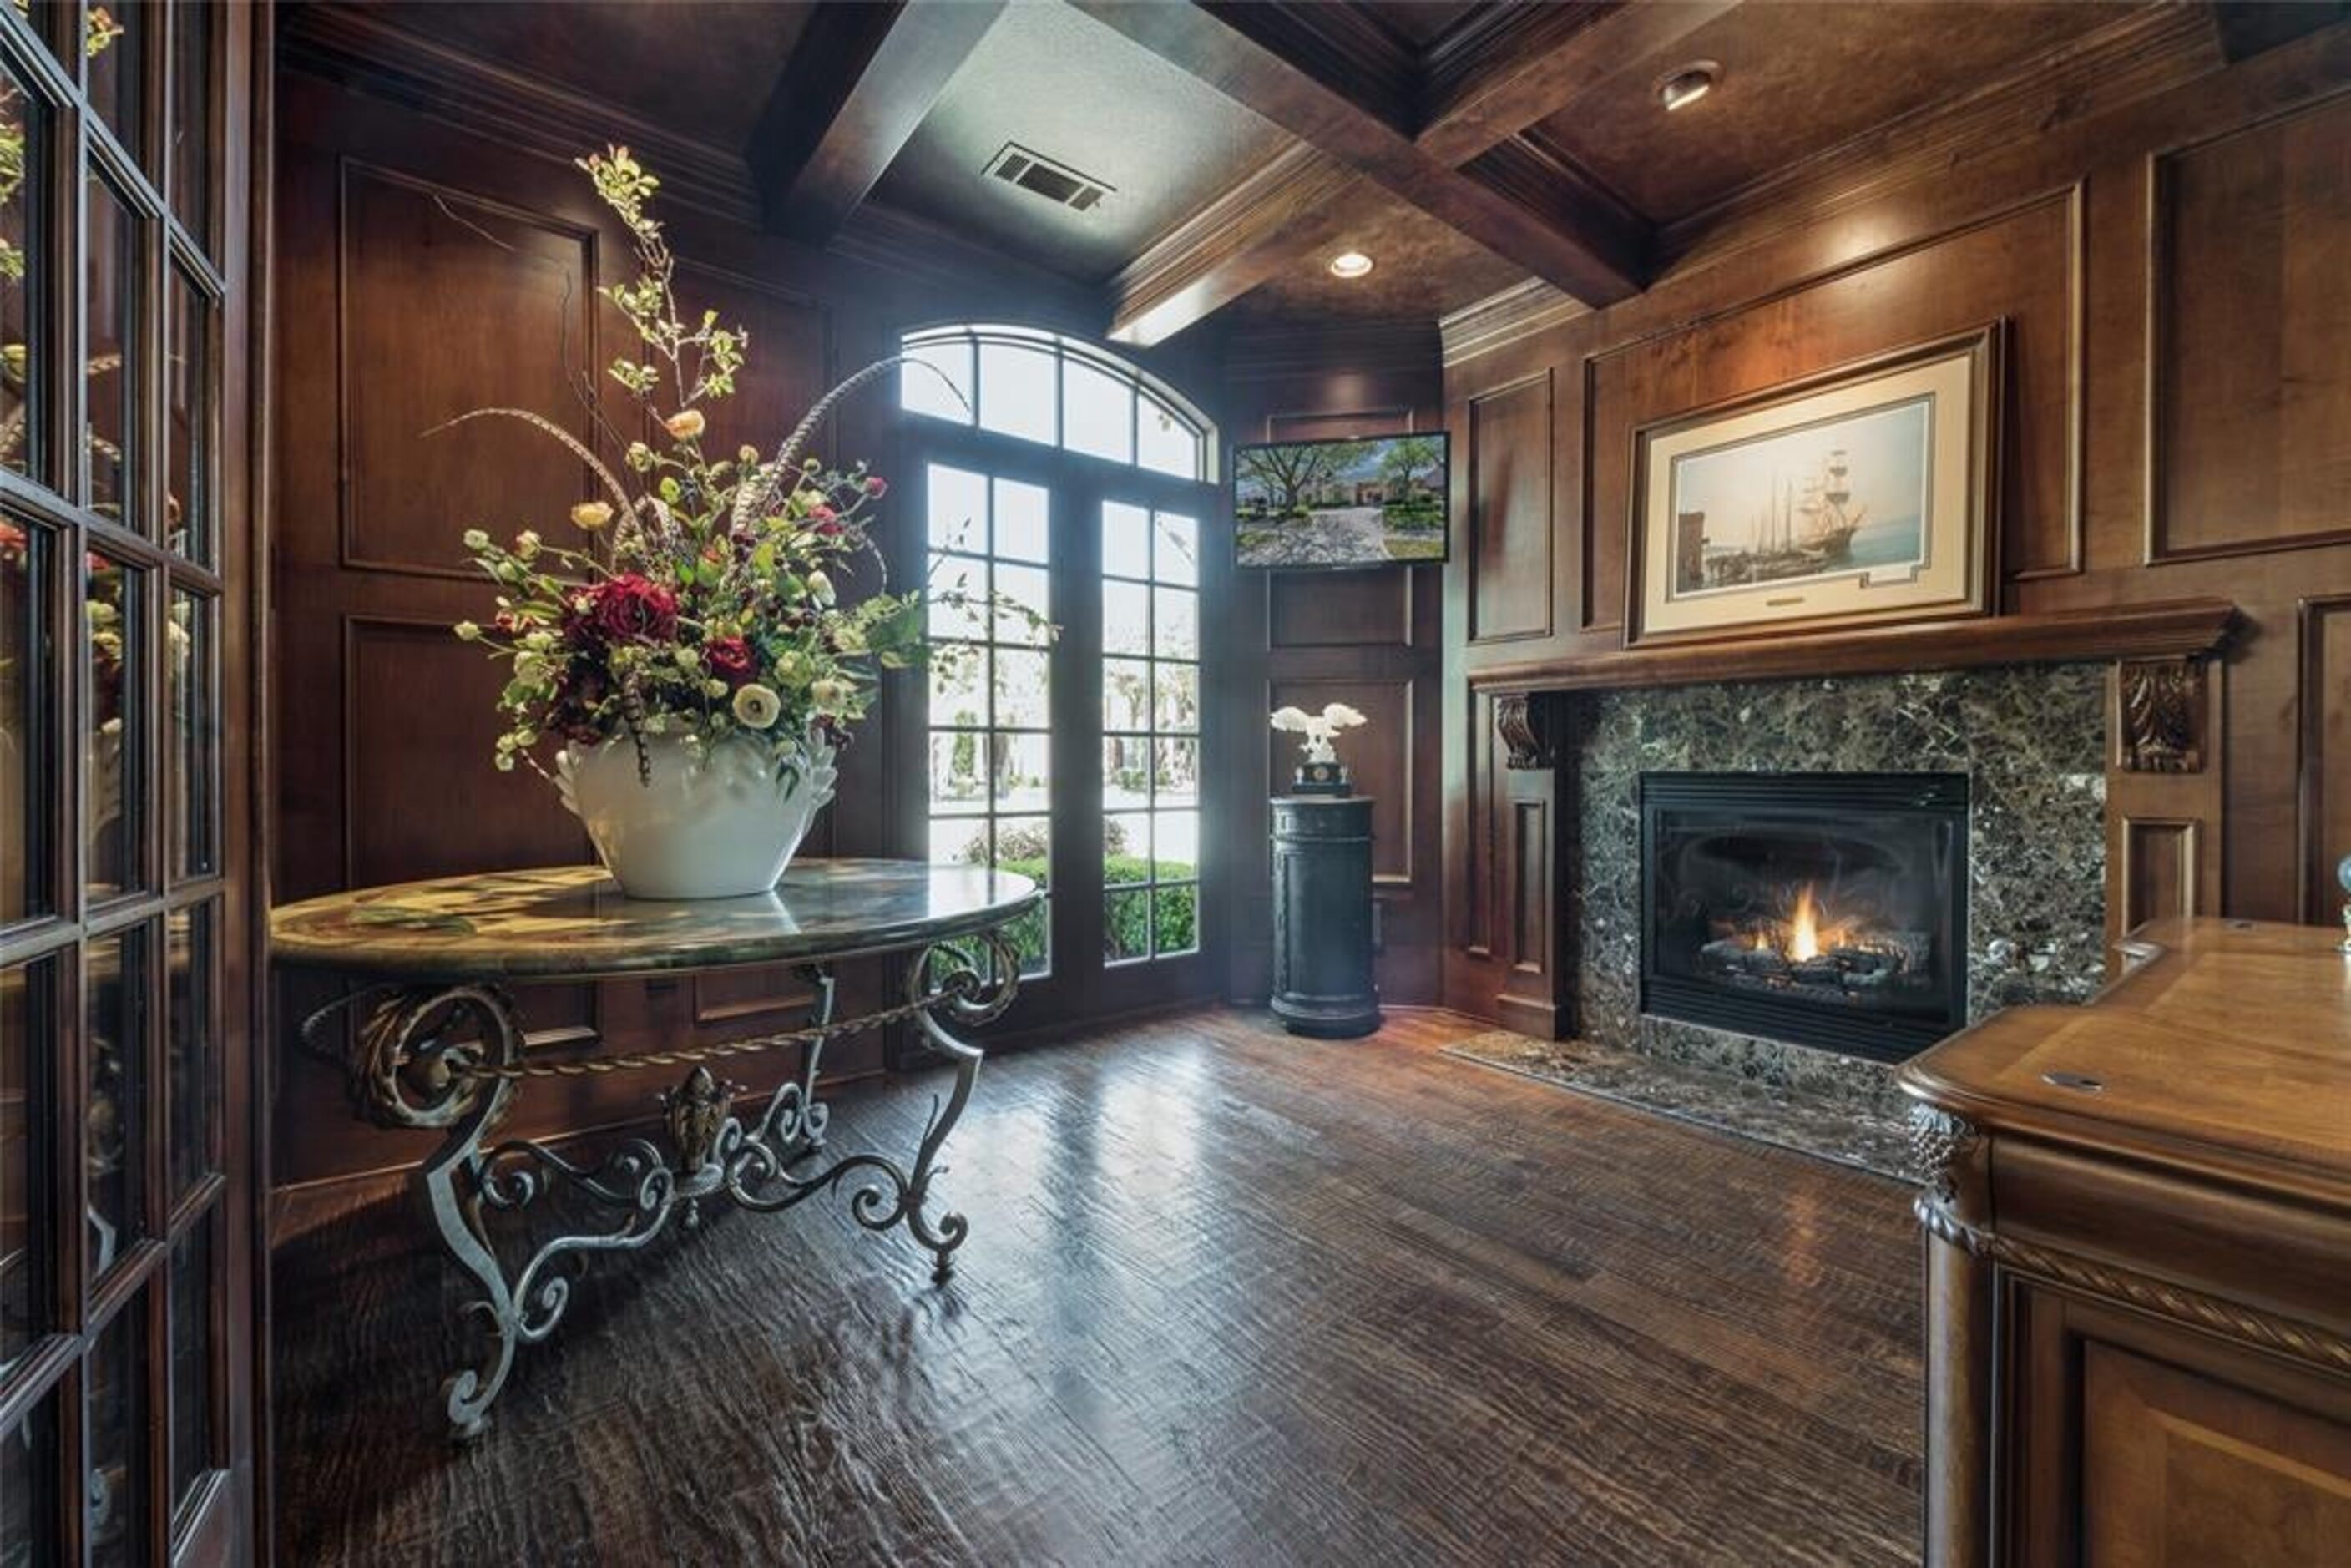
[1466,598,2240,695]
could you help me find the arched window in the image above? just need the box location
[900,326,1220,1024]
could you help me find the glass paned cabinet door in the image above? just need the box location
[0,0,243,1555]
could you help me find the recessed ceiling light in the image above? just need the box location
[1328,251,1374,279]
[1656,60,1720,112]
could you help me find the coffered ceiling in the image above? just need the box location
[315,0,2342,351]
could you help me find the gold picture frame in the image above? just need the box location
[1626,324,2004,648]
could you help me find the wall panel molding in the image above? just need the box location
[2145,89,2351,564]
[2119,816,2202,929]
[1465,369,1555,645]
[2297,595,2351,923]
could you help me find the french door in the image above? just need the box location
[904,334,1218,1028]
[1,3,255,1562]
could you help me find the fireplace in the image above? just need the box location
[1640,771,1969,1062]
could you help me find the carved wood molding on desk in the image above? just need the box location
[1464,598,2240,694]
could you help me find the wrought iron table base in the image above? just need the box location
[326,937,1013,1441]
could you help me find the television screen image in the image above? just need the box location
[1232,432,1449,569]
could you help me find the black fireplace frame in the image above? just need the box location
[1639,771,1970,1063]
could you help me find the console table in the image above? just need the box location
[272,859,1041,1440]
[1901,917,2351,1564]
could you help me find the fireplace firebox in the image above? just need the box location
[1640,771,1969,1062]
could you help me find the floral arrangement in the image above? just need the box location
[450,148,1021,788]
[1269,701,1368,766]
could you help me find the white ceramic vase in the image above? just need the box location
[555,728,837,900]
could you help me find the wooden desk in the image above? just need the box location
[1900,918,2351,1564]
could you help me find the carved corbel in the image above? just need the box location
[2117,656,2205,773]
[1494,692,1552,771]
[1908,1104,1990,1237]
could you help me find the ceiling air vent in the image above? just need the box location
[983,143,1112,214]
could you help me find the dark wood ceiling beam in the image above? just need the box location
[746,0,1004,245]
[1107,145,1367,346]
[1073,0,1647,309]
[1416,0,1743,166]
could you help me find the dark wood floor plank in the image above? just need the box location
[273,1007,1922,1565]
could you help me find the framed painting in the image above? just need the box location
[1627,325,2003,647]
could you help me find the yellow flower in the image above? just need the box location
[732,683,781,730]
[570,500,614,532]
[665,408,705,441]
[810,677,847,712]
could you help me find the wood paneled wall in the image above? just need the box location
[1443,24,2351,1026]
[1216,331,1445,1007]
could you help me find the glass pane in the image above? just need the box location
[1103,659,1150,734]
[993,478,1049,564]
[0,1390,58,1566]
[168,901,214,1197]
[1153,586,1197,660]
[87,926,148,1273]
[1138,393,1199,480]
[1153,660,1199,735]
[169,587,215,878]
[992,815,1048,882]
[927,731,988,814]
[901,336,972,425]
[1102,502,1150,580]
[170,0,215,246]
[992,562,1049,646]
[928,644,986,730]
[1154,810,1201,880]
[990,732,1049,812]
[2,517,46,922]
[978,341,1054,446]
[923,553,988,642]
[86,1289,152,1567]
[167,272,213,562]
[1105,889,1149,964]
[1102,736,1150,811]
[1101,579,1148,657]
[86,553,139,897]
[1103,812,1149,883]
[925,463,987,552]
[86,175,139,523]
[992,646,1049,729]
[1154,885,1200,956]
[1062,357,1132,465]
[0,60,43,480]
[169,1217,216,1510]
[1154,736,1200,807]
[1,959,53,1373]
[927,814,987,867]
[85,2,147,169]
[1153,513,1199,586]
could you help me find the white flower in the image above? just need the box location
[833,625,867,655]
[514,529,541,558]
[454,620,481,641]
[806,569,836,607]
[810,676,847,711]
[462,528,490,551]
[732,683,781,730]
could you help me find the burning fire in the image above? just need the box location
[1789,883,1822,963]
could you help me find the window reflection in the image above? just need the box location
[86,1287,152,1566]
[86,553,139,897]
[169,0,213,247]
[84,2,144,169]
[168,272,214,562]
[1,959,53,1375]
[169,1219,216,1510]
[169,588,215,878]
[168,902,215,1197]
[0,60,42,480]
[86,175,138,522]
[1,516,44,923]
[86,926,148,1275]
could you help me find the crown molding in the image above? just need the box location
[278,4,762,225]
[1438,279,1588,366]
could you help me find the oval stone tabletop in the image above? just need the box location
[271,860,1042,983]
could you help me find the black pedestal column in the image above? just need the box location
[1269,796,1380,1038]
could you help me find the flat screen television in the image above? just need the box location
[1231,431,1449,570]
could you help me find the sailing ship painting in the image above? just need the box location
[1666,396,1933,596]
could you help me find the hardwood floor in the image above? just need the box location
[270,1008,1924,1565]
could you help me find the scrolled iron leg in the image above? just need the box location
[347,985,523,1442]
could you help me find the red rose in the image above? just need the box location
[863,476,887,498]
[704,635,755,689]
[587,573,678,645]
